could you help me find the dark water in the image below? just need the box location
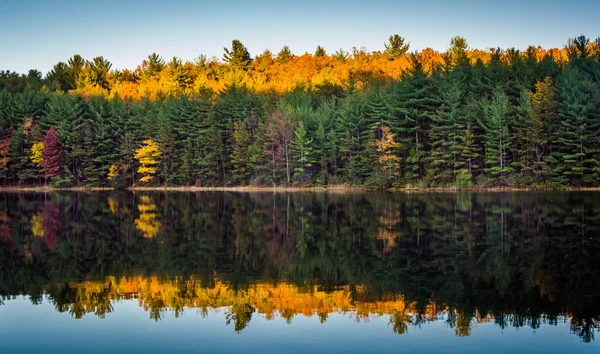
[1,191,599,353]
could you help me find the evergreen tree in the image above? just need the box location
[512,89,547,184]
[230,119,253,184]
[277,46,294,64]
[223,40,252,70]
[384,34,410,60]
[142,53,166,79]
[459,122,480,185]
[314,46,327,58]
[550,67,600,185]
[478,88,513,183]
[391,56,438,183]
[428,82,464,185]
[179,137,194,185]
[291,120,313,183]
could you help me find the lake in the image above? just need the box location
[0,191,599,353]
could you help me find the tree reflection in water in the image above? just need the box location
[0,191,599,341]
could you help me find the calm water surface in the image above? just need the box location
[0,191,599,353]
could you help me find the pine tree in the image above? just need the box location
[179,137,194,185]
[428,82,464,185]
[550,67,600,185]
[384,34,410,60]
[478,88,513,183]
[459,122,479,185]
[314,46,327,58]
[391,56,438,183]
[277,46,294,64]
[195,119,225,185]
[291,120,313,183]
[448,36,469,69]
[142,53,166,79]
[119,131,137,185]
[88,96,118,185]
[512,89,547,184]
[43,92,85,181]
[223,39,252,70]
[336,92,364,184]
[314,121,328,184]
[230,120,253,184]
[157,122,177,185]
[364,90,394,131]
[530,77,559,150]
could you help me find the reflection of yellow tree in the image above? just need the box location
[135,195,161,238]
[31,214,44,237]
[376,202,401,254]
[107,196,118,215]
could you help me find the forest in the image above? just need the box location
[1,34,600,188]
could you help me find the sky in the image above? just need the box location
[0,0,599,75]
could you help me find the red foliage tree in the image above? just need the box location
[42,127,62,179]
[0,126,14,172]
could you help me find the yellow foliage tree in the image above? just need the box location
[374,126,401,177]
[107,164,118,181]
[134,139,161,183]
[30,142,44,167]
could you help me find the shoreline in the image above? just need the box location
[1,185,600,193]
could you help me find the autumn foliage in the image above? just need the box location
[375,125,401,177]
[134,139,161,183]
[42,127,62,179]
[0,126,13,171]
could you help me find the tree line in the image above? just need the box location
[1,35,600,188]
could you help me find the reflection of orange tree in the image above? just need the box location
[45,277,423,328]
[134,195,161,238]
[39,276,581,337]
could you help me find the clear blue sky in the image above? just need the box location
[0,0,598,75]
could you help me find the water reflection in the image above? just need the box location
[1,191,600,341]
